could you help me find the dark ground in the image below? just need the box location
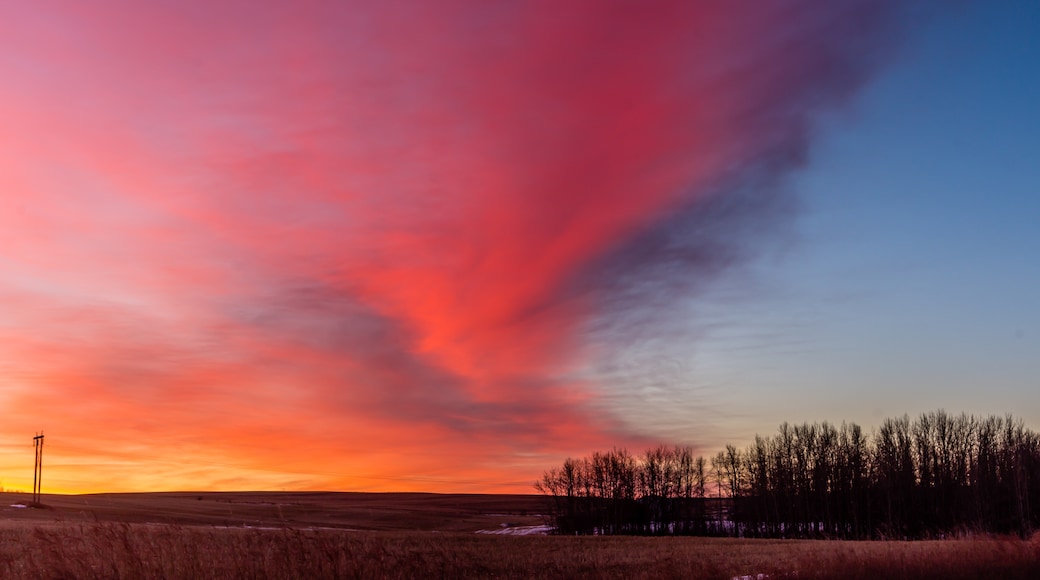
[0,491,547,531]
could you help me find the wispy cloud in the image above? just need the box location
[0,1,923,492]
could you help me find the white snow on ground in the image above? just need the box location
[475,525,551,536]
[8,504,26,509]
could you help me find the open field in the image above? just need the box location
[0,491,547,532]
[1,492,1038,579]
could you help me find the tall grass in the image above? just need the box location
[0,522,1036,579]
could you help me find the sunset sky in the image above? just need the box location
[1,1,1037,494]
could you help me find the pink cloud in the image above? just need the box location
[0,1,916,492]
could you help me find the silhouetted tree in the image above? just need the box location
[536,411,1039,538]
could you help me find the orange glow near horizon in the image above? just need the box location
[0,1,908,493]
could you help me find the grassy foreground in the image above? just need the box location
[0,522,1037,579]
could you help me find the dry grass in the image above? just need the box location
[0,493,1037,578]
[0,522,1036,579]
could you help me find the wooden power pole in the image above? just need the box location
[32,432,44,505]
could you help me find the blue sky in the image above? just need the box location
[660,2,1040,444]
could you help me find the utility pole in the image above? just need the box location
[32,432,44,505]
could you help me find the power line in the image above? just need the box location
[32,431,44,505]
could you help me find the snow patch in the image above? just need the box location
[475,525,551,536]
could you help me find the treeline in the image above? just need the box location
[535,411,1040,539]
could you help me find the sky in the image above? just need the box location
[0,1,1037,494]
